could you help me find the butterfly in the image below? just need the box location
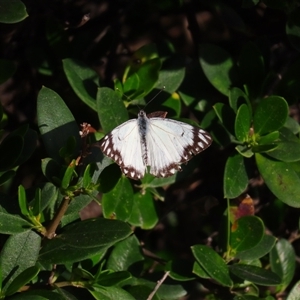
[99,110,212,180]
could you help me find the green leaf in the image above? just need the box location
[39,218,132,264]
[258,131,279,145]
[256,153,300,207]
[199,43,239,96]
[127,191,158,229]
[126,285,159,300]
[229,87,251,114]
[37,87,80,162]
[238,42,265,99]
[192,261,210,279]
[229,264,281,286]
[97,87,128,133]
[96,271,132,287]
[235,144,253,158]
[0,0,28,23]
[82,164,93,189]
[286,8,300,52]
[89,285,135,300]
[235,234,276,261]
[267,128,300,162]
[63,58,99,111]
[0,59,16,84]
[41,158,61,183]
[156,54,185,93]
[230,216,264,254]
[287,280,300,300]
[166,259,196,281]
[0,170,16,186]
[235,104,251,142]
[0,210,32,234]
[18,185,29,216]
[0,231,41,292]
[61,159,76,189]
[106,235,144,273]
[253,96,288,136]
[224,152,248,198]
[191,244,233,287]
[270,239,295,292]
[102,176,134,221]
[213,103,236,136]
[5,266,40,296]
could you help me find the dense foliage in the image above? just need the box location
[0,0,300,299]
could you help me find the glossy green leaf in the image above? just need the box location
[89,284,135,300]
[235,144,253,158]
[192,261,210,279]
[213,103,236,136]
[235,234,276,261]
[0,210,32,234]
[238,42,265,99]
[270,239,295,292]
[0,231,41,292]
[82,164,93,188]
[127,191,158,229]
[267,128,300,162]
[166,259,195,281]
[230,216,264,254]
[31,188,41,217]
[224,152,248,198]
[0,0,28,23]
[235,104,251,142]
[156,54,185,93]
[61,159,76,189]
[0,59,16,84]
[39,218,132,264]
[229,264,281,286]
[258,131,279,145]
[287,280,300,300]
[229,87,251,114]
[0,170,16,186]
[5,266,40,296]
[256,153,300,207]
[106,235,144,273]
[102,176,134,221]
[0,135,23,171]
[37,87,80,162]
[191,244,233,287]
[41,158,61,183]
[18,185,29,216]
[253,96,288,136]
[63,58,98,111]
[97,87,128,133]
[95,271,131,286]
[199,43,239,96]
[286,8,300,52]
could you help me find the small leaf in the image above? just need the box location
[224,152,248,199]
[256,153,300,207]
[253,96,288,136]
[5,266,40,296]
[39,218,132,264]
[230,216,264,254]
[0,0,28,23]
[191,244,233,287]
[213,103,236,136]
[235,104,251,142]
[229,87,251,114]
[61,159,76,189]
[200,43,239,96]
[102,176,134,222]
[89,285,135,300]
[127,191,158,229]
[270,239,296,292]
[229,264,281,286]
[18,185,29,216]
[63,58,98,111]
[97,87,128,133]
[0,211,32,234]
[37,87,80,162]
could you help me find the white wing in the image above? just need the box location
[145,118,212,178]
[99,120,146,180]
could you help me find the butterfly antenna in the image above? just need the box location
[144,86,166,109]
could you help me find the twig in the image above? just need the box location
[147,271,170,300]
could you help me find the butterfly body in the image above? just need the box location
[100,110,212,180]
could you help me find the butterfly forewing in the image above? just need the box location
[99,120,146,180]
[146,118,212,177]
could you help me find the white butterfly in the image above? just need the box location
[100,110,212,180]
